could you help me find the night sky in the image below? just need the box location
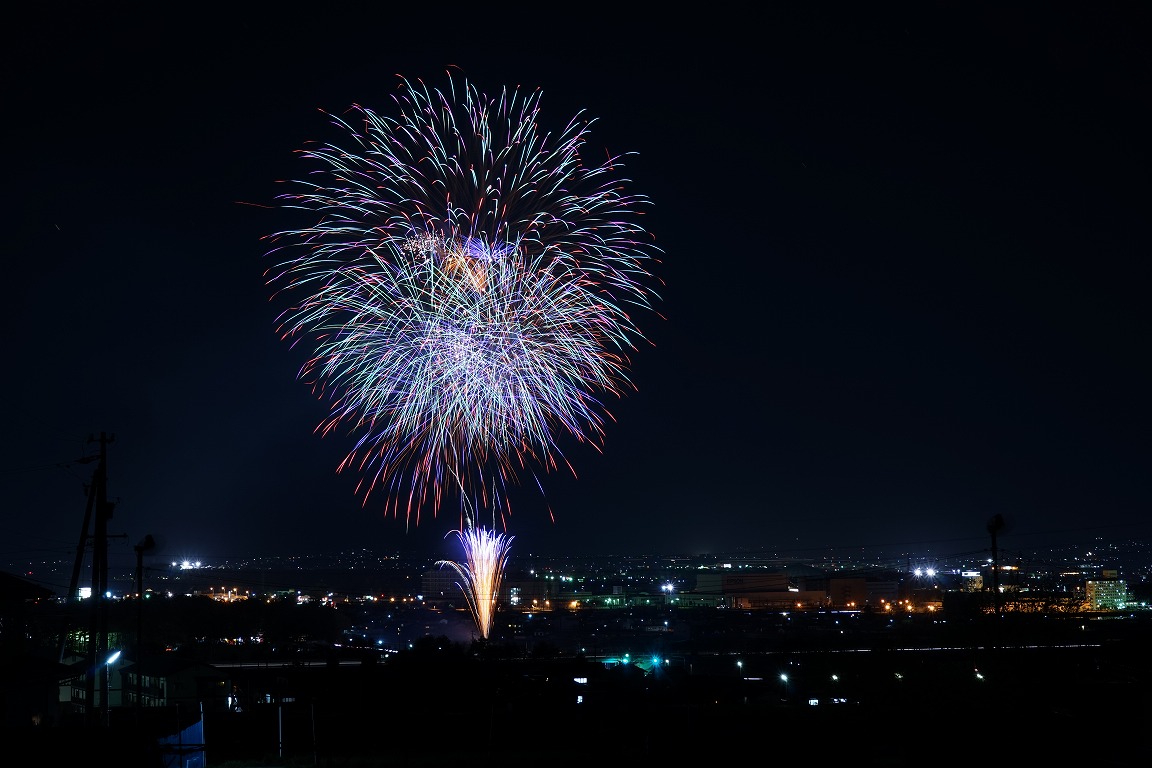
[5,4,1150,571]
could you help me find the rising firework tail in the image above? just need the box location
[436,525,514,640]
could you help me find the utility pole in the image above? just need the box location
[134,534,156,721]
[987,514,1004,617]
[59,452,100,664]
[82,432,115,726]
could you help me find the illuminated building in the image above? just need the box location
[1086,577,1128,611]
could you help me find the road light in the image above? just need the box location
[101,649,121,727]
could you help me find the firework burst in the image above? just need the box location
[263,73,662,527]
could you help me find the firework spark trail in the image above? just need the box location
[264,74,662,527]
[436,525,514,640]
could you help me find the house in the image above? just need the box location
[0,570,68,727]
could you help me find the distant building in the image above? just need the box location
[694,572,776,608]
[125,656,231,713]
[421,568,459,602]
[960,571,983,591]
[694,573,789,594]
[826,578,867,609]
[421,569,552,610]
[866,580,900,606]
[62,654,231,717]
[1086,578,1128,611]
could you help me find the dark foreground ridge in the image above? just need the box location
[5,609,1150,767]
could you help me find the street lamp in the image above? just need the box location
[102,649,121,727]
